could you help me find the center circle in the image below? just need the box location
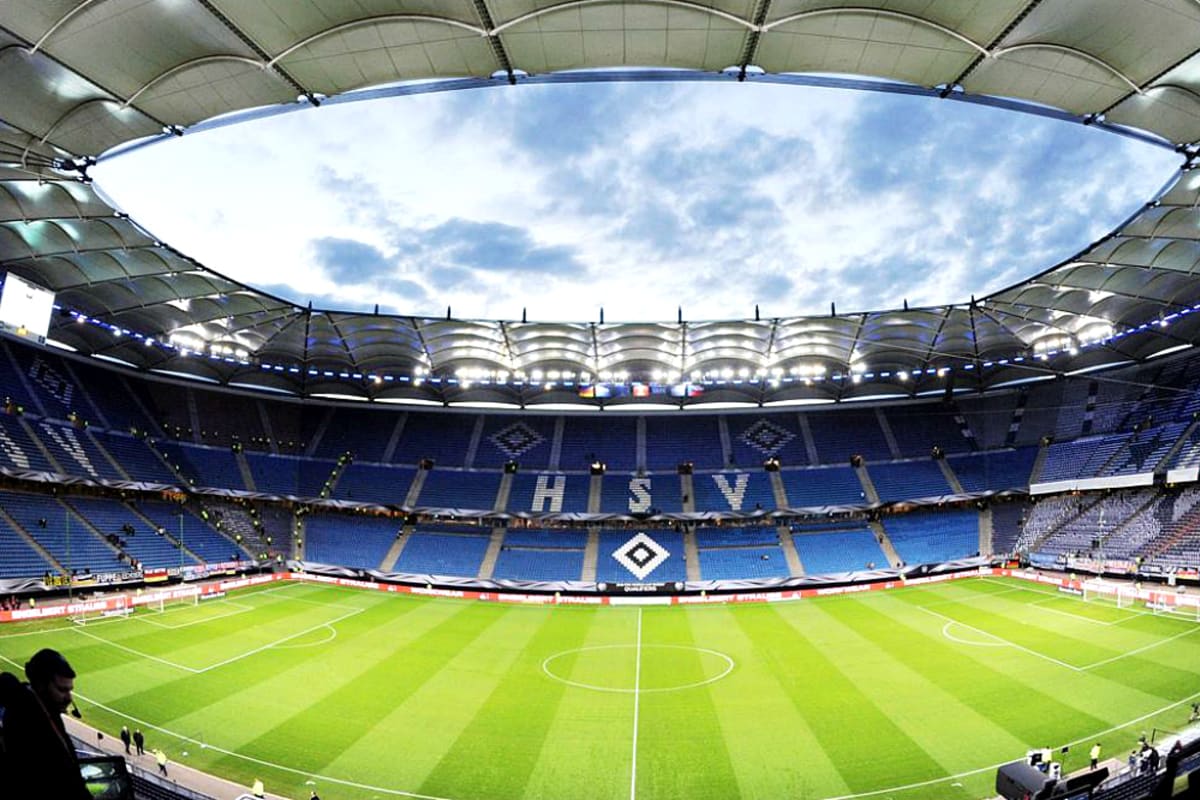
[542,644,735,693]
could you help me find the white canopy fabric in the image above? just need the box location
[1,1,1199,406]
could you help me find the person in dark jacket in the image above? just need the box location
[120,724,131,754]
[0,648,91,799]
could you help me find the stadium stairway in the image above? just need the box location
[777,525,806,576]
[477,526,506,578]
[770,471,787,508]
[797,414,821,464]
[83,430,130,481]
[1030,440,1051,483]
[127,506,202,565]
[234,450,256,492]
[1027,494,1106,553]
[683,528,700,580]
[405,467,427,507]
[1099,492,1161,551]
[59,499,130,564]
[875,408,903,459]
[495,471,513,511]
[378,521,413,571]
[1140,502,1200,562]
[1157,417,1200,471]
[979,506,994,557]
[18,416,63,474]
[868,520,903,567]
[856,463,881,504]
[0,504,61,574]
[581,528,599,581]
[680,472,695,513]
[938,458,965,494]
[588,473,602,513]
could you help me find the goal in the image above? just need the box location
[1081,579,1120,606]
[141,590,200,614]
[71,594,132,626]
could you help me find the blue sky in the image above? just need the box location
[91,81,1181,323]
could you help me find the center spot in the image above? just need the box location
[542,644,734,693]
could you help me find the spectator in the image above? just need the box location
[0,648,91,799]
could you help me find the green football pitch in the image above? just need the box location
[2,577,1198,800]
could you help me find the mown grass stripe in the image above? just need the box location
[412,606,600,799]
[688,605,852,800]
[209,600,513,781]
[521,607,642,800]
[631,606,740,800]
[731,603,945,794]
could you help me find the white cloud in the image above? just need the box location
[91,82,1181,323]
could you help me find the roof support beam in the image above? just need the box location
[474,1,517,86]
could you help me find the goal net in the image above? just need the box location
[71,594,132,626]
[141,590,200,615]
[1081,579,1120,605]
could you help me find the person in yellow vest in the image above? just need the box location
[154,748,168,776]
[1090,742,1101,769]
[252,777,265,798]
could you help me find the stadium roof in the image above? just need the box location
[1,0,1200,409]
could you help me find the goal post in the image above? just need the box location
[1081,579,1118,605]
[71,594,132,626]
[141,589,199,615]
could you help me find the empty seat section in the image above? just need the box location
[243,452,331,497]
[137,500,234,564]
[10,348,93,421]
[956,394,1018,450]
[0,413,57,472]
[883,509,979,565]
[187,389,268,447]
[65,359,157,433]
[697,547,789,579]
[1016,382,1067,447]
[868,460,951,501]
[32,420,122,480]
[0,342,41,412]
[492,548,583,581]
[332,463,416,503]
[391,411,474,467]
[0,514,53,577]
[779,466,864,507]
[416,469,500,510]
[507,472,590,513]
[475,415,556,470]
[1105,422,1185,475]
[65,496,182,568]
[988,499,1029,555]
[805,410,889,464]
[493,526,587,580]
[791,526,887,574]
[90,430,176,483]
[312,407,395,461]
[305,512,401,569]
[0,491,126,573]
[1038,433,1132,482]
[691,471,774,512]
[885,404,969,457]
[728,415,808,469]
[598,472,666,514]
[645,416,722,470]
[157,442,244,490]
[595,529,686,583]
[395,530,491,576]
[560,416,636,471]
[1051,380,1092,441]
[947,448,1036,492]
